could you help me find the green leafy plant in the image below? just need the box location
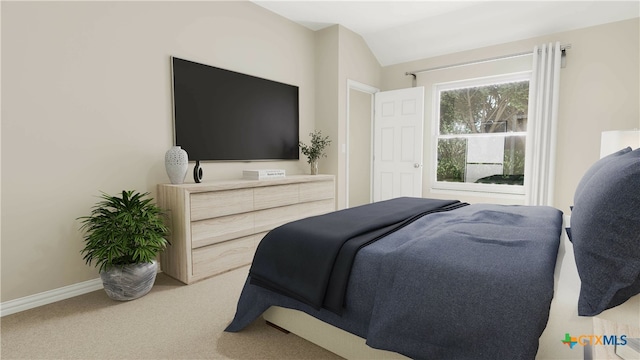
[78,190,169,273]
[299,130,331,164]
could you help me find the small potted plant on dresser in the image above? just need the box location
[77,190,169,301]
[299,130,331,175]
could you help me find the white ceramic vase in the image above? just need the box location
[165,146,188,184]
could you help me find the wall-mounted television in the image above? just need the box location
[171,57,299,161]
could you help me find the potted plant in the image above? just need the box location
[78,190,169,301]
[299,130,331,175]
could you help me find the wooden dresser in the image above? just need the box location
[157,175,335,284]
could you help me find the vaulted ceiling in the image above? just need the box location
[252,1,640,66]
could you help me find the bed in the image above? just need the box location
[225,146,640,359]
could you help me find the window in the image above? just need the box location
[433,72,530,195]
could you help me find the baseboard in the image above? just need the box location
[0,278,103,317]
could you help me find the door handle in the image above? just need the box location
[414,163,422,168]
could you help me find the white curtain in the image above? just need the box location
[524,42,562,206]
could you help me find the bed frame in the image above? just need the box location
[263,306,408,359]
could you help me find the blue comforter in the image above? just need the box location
[249,197,466,313]
[226,203,563,360]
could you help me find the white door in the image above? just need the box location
[373,87,425,202]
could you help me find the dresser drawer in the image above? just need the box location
[254,199,336,233]
[192,235,259,278]
[190,189,254,221]
[254,184,299,210]
[191,212,255,249]
[300,180,334,202]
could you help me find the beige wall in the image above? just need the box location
[1,1,316,302]
[382,18,640,213]
[337,27,382,209]
[318,25,381,209]
[313,25,340,184]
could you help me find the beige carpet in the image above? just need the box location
[0,265,342,359]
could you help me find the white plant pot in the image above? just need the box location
[165,146,188,184]
[100,261,157,301]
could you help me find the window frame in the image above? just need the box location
[430,71,531,196]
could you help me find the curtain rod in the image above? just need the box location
[405,44,571,77]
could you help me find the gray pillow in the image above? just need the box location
[571,147,640,316]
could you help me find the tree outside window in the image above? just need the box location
[435,74,529,193]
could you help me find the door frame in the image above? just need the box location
[346,79,379,208]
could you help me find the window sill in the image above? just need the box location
[433,181,524,195]
[430,185,526,202]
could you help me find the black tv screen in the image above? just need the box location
[171,57,299,161]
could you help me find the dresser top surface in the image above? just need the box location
[159,174,335,193]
